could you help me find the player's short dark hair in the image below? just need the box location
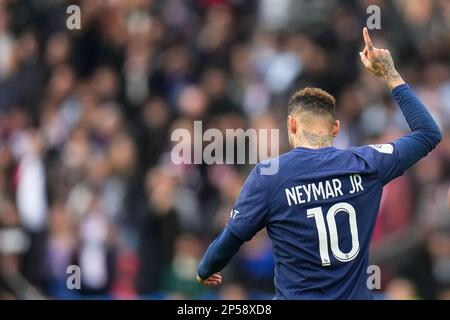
[288,87,336,119]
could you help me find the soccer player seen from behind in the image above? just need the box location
[196,28,442,299]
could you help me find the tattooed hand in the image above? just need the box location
[359,27,405,90]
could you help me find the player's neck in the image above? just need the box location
[294,143,333,149]
[290,130,334,149]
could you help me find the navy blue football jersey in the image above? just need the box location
[197,84,440,299]
[226,143,411,299]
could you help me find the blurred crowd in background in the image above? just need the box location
[0,0,449,300]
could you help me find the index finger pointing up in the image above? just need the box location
[363,27,373,51]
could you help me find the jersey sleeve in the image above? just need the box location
[352,143,408,184]
[352,84,441,185]
[226,162,272,241]
[353,132,441,185]
[197,227,244,279]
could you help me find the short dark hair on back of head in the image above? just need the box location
[288,87,336,119]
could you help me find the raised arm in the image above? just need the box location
[359,27,405,91]
[359,27,441,181]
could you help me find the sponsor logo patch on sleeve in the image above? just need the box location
[369,144,394,154]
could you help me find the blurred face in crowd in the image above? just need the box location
[145,167,178,215]
[45,33,71,67]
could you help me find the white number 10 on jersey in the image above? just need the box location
[307,202,360,266]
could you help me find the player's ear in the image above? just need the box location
[447,186,450,211]
[287,115,297,134]
[332,120,340,137]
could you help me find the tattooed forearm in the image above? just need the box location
[371,55,401,83]
[361,28,405,90]
[302,130,333,147]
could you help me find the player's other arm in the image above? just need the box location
[359,28,441,174]
[197,163,271,286]
[196,227,243,286]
